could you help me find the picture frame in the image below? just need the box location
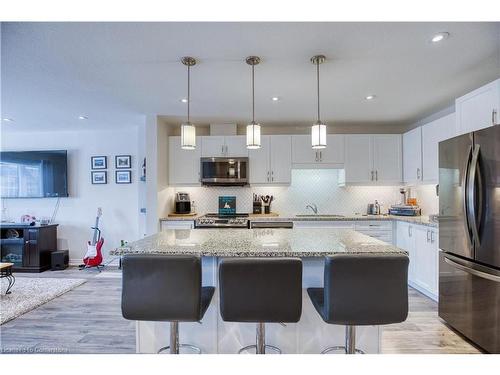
[115,155,131,169]
[115,170,132,184]
[91,156,107,170]
[91,171,107,184]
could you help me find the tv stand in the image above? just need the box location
[0,223,58,273]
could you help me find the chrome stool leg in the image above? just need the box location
[238,323,282,354]
[321,326,365,354]
[157,321,202,354]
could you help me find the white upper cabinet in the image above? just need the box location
[344,135,373,183]
[372,134,402,184]
[201,135,248,157]
[168,136,201,185]
[249,135,291,185]
[455,79,500,135]
[343,134,401,185]
[422,113,455,183]
[224,136,248,157]
[269,135,292,184]
[201,136,225,157]
[403,127,423,184]
[291,135,344,168]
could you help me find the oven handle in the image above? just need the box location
[444,255,500,283]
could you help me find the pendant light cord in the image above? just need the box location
[316,60,321,124]
[252,64,255,124]
[187,64,191,123]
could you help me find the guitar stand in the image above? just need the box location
[79,264,106,273]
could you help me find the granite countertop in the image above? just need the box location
[159,214,438,228]
[111,228,406,257]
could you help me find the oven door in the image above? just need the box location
[439,251,500,353]
[200,157,248,186]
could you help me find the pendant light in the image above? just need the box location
[311,55,327,149]
[180,56,197,150]
[246,56,261,149]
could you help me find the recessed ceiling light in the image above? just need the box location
[271,97,280,102]
[2,118,14,122]
[365,94,376,100]
[431,32,449,43]
[180,98,188,103]
[78,115,88,120]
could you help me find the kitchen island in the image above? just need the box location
[112,228,406,354]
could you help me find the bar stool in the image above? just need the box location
[121,254,214,354]
[307,253,409,354]
[219,257,302,354]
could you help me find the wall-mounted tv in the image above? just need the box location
[0,150,69,198]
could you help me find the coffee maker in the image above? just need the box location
[175,192,191,214]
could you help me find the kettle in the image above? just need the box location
[367,200,381,215]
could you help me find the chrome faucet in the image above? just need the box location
[306,203,318,215]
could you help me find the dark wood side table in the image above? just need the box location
[0,262,15,294]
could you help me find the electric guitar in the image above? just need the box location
[83,207,104,267]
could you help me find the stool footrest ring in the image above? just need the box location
[158,344,202,354]
[321,346,365,354]
[238,344,282,354]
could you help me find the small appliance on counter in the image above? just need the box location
[388,205,421,216]
[175,192,192,214]
[367,200,381,215]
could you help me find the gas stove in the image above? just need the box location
[195,213,249,228]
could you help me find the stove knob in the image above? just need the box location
[210,219,215,224]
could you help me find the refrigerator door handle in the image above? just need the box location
[468,145,482,248]
[462,145,473,250]
[444,255,500,283]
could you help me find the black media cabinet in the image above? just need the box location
[0,223,58,273]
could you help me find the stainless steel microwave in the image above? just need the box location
[200,157,248,186]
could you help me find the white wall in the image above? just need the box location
[1,127,141,264]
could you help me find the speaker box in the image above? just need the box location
[51,250,69,271]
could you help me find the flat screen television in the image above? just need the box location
[0,150,69,198]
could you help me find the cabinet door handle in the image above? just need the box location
[426,230,430,242]
[267,171,270,182]
[430,231,435,243]
[271,170,274,182]
[320,151,322,161]
[315,151,318,162]
[493,109,498,125]
[417,168,421,180]
[409,226,412,237]
[371,171,374,181]
[375,170,378,181]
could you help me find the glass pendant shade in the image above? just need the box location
[246,122,261,149]
[181,122,196,150]
[311,122,327,149]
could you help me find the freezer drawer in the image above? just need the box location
[439,252,500,353]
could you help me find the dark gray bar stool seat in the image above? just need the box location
[121,254,214,354]
[307,253,409,354]
[219,257,302,354]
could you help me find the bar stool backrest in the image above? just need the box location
[323,254,409,326]
[121,254,202,322]
[219,257,303,323]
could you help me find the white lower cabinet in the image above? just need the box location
[354,221,393,244]
[396,221,438,301]
[160,220,195,230]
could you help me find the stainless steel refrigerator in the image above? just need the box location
[439,125,500,353]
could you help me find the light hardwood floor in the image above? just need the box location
[0,267,481,354]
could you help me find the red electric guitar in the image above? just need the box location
[81,208,104,269]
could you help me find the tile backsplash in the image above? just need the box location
[168,169,439,216]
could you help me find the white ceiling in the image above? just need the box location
[2,22,499,132]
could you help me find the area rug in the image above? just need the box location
[0,277,86,325]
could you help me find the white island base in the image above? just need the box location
[135,258,381,354]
